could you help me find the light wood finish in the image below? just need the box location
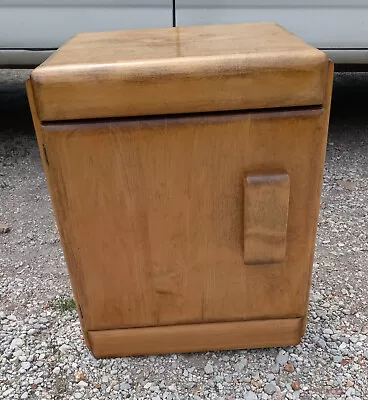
[26,80,91,349]
[27,23,333,357]
[88,318,303,358]
[30,23,328,121]
[34,107,328,333]
[244,172,290,265]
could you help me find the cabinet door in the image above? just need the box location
[41,107,328,331]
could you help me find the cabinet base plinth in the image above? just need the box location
[88,318,303,358]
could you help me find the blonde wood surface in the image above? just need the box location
[88,318,303,358]
[37,106,329,332]
[27,23,333,356]
[26,80,91,349]
[244,172,290,265]
[30,23,328,121]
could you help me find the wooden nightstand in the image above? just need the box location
[27,23,333,358]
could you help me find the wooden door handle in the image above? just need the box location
[244,172,290,265]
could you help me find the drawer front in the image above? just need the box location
[41,107,328,331]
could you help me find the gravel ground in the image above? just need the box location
[0,69,367,400]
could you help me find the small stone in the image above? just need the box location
[346,387,355,397]
[3,388,15,397]
[109,380,118,390]
[337,180,354,190]
[53,367,61,375]
[265,373,275,381]
[0,222,10,234]
[340,336,349,344]
[323,328,334,335]
[346,380,354,387]
[20,393,28,399]
[77,381,88,388]
[264,383,278,395]
[350,336,359,344]
[276,350,289,365]
[75,371,85,382]
[284,362,295,373]
[10,338,24,349]
[339,343,347,350]
[207,380,215,388]
[253,372,260,380]
[102,376,109,383]
[291,381,301,391]
[13,349,24,357]
[21,361,31,370]
[74,393,83,399]
[120,383,131,391]
[271,363,280,373]
[59,344,70,354]
[245,391,258,400]
[204,362,214,374]
[235,358,247,372]
[333,355,343,363]
[317,338,327,349]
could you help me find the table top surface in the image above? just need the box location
[30,23,329,121]
[41,23,319,67]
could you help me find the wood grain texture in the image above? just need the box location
[244,172,290,265]
[30,23,328,121]
[27,24,333,356]
[88,318,303,358]
[26,80,91,349]
[37,106,329,332]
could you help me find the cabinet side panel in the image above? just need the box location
[26,80,91,348]
[300,60,334,336]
